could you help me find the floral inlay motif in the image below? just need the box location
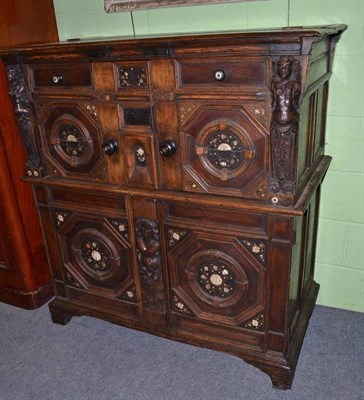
[241,239,267,264]
[54,211,69,228]
[173,295,193,315]
[58,124,86,157]
[198,262,235,298]
[207,131,244,170]
[108,219,129,241]
[81,239,112,272]
[168,229,188,247]
[84,104,98,119]
[243,314,264,330]
[119,66,147,87]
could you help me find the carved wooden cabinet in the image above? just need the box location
[0,25,346,389]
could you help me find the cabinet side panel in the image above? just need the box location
[0,234,6,264]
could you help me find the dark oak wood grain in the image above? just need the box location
[1,25,346,388]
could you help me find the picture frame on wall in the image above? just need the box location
[105,0,267,13]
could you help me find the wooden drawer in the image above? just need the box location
[176,58,268,90]
[164,201,267,237]
[48,187,126,215]
[29,63,92,89]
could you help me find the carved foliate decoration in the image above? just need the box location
[105,1,262,13]
[108,219,129,242]
[173,294,193,315]
[167,228,189,247]
[58,124,86,157]
[6,64,43,177]
[119,66,147,87]
[270,56,301,197]
[242,314,264,330]
[105,1,136,12]
[81,239,113,272]
[198,261,236,298]
[241,239,267,265]
[135,218,165,311]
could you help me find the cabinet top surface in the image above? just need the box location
[0,24,347,59]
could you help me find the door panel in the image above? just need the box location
[179,103,269,198]
[165,211,267,345]
[52,203,138,314]
[38,101,107,181]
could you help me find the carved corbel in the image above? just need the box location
[135,218,165,312]
[269,56,301,206]
[6,64,43,177]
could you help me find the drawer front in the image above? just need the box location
[49,188,126,214]
[164,202,267,347]
[30,64,92,89]
[114,62,150,95]
[176,58,268,90]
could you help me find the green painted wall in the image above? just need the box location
[53,0,364,312]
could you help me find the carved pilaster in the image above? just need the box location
[135,218,165,312]
[269,56,301,205]
[6,64,43,177]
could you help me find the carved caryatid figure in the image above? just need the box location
[7,65,41,175]
[135,218,165,311]
[270,56,301,195]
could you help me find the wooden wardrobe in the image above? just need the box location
[0,0,58,308]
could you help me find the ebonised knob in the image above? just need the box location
[102,139,118,155]
[52,75,63,84]
[214,70,225,81]
[159,140,177,157]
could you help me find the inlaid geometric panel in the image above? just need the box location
[168,229,266,326]
[56,210,134,298]
[39,103,103,178]
[180,104,268,197]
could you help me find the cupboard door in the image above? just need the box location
[164,206,268,347]
[52,204,138,315]
[179,103,269,199]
